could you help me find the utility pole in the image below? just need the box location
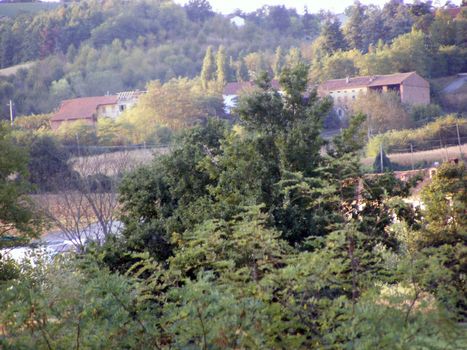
[410,144,414,171]
[76,133,81,158]
[380,143,384,173]
[8,100,13,126]
[456,121,463,160]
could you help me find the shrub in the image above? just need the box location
[410,104,443,126]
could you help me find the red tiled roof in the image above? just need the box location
[319,72,418,92]
[223,79,281,95]
[443,7,463,19]
[51,96,118,122]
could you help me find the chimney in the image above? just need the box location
[346,76,350,83]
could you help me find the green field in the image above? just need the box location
[0,2,60,18]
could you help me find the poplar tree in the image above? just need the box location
[200,46,215,89]
[215,45,228,86]
[236,57,249,82]
[272,46,284,78]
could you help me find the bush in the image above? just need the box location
[410,104,443,126]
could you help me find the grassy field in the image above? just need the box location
[0,2,59,18]
[71,147,169,176]
[0,62,35,77]
[362,144,466,168]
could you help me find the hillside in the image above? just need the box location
[0,1,59,18]
[0,61,35,77]
[0,0,465,118]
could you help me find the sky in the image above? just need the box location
[173,0,463,14]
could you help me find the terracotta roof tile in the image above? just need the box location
[443,7,463,19]
[319,72,418,92]
[51,96,118,122]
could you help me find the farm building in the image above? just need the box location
[318,71,430,119]
[50,91,144,130]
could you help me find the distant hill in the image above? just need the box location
[0,2,60,18]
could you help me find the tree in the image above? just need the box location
[0,124,41,249]
[381,0,414,42]
[185,0,214,22]
[284,47,303,68]
[351,90,412,134]
[200,46,215,89]
[373,148,394,173]
[38,151,132,251]
[215,45,228,86]
[319,17,347,55]
[27,135,74,192]
[344,1,368,52]
[243,52,269,79]
[389,29,433,77]
[122,78,223,134]
[416,161,467,319]
[116,119,228,263]
[267,5,291,32]
[235,56,249,82]
[271,46,284,78]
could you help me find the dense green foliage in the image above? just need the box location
[0,66,466,348]
[0,123,41,243]
[0,0,466,345]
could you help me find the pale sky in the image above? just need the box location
[173,0,462,14]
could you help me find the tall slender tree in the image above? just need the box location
[200,46,215,89]
[215,45,228,86]
[272,46,284,78]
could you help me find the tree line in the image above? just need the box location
[1,0,466,118]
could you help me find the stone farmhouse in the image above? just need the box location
[318,71,430,118]
[50,90,144,130]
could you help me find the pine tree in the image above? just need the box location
[200,46,215,89]
[344,1,368,52]
[373,148,393,173]
[320,18,347,55]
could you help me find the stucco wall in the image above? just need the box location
[400,74,430,105]
[400,84,430,105]
[97,104,120,119]
[329,87,367,107]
